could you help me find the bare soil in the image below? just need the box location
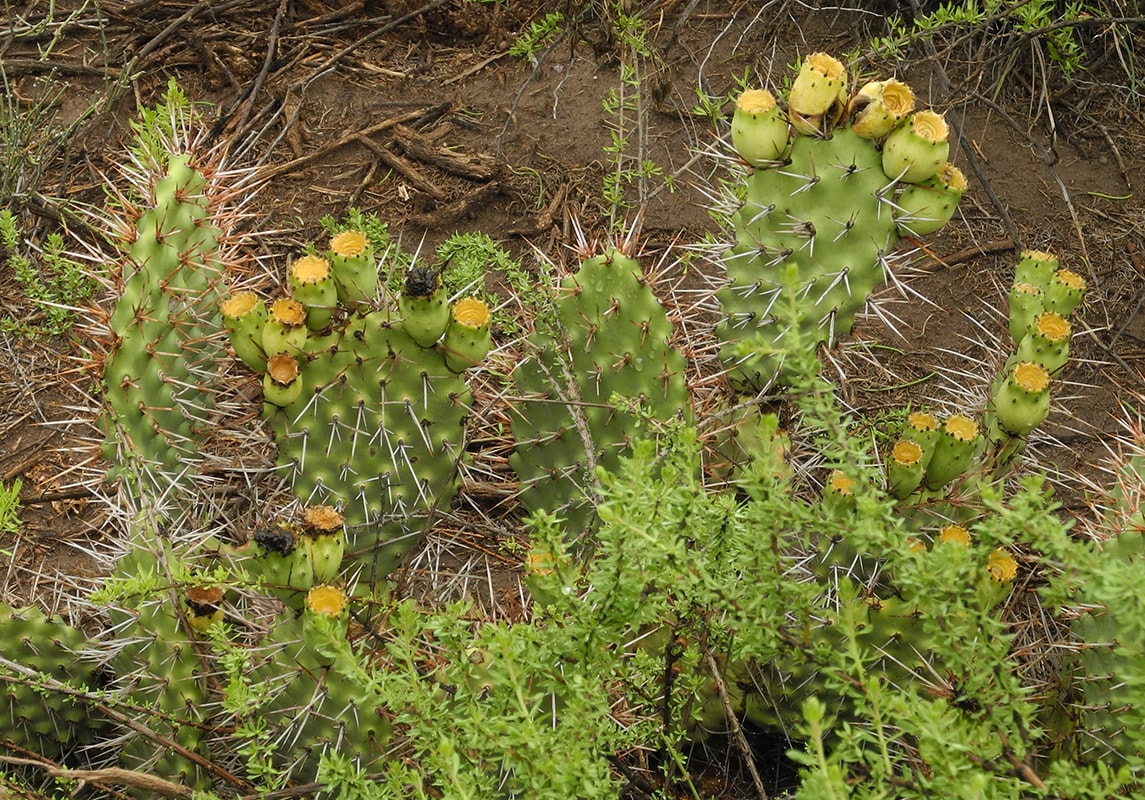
[0,1,1143,789]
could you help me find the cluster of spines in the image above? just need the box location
[720,53,966,391]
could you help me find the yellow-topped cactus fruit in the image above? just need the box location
[442,297,493,372]
[328,229,376,310]
[788,52,847,125]
[882,110,950,183]
[849,79,915,139]
[925,413,981,489]
[264,352,303,408]
[887,439,926,499]
[264,297,308,355]
[290,254,338,330]
[1016,311,1071,374]
[987,548,1018,582]
[993,361,1052,436]
[895,161,967,235]
[732,88,791,165]
[184,585,225,634]
[939,524,971,547]
[221,291,268,372]
[301,505,345,585]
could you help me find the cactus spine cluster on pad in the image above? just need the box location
[509,248,689,539]
[720,54,965,391]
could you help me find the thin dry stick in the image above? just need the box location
[257,103,450,181]
[0,757,192,799]
[704,651,770,800]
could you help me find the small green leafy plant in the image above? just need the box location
[0,210,95,338]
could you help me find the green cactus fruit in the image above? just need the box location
[886,439,926,499]
[1045,268,1086,316]
[731,89,790,165]
[1013,249,1058,290]
[992,361,1052,437]
[301,585,350,668]
[924,413,981,489]
[221,292,268,372]
[442,297,493,373]
[881,110,950,183]
[822,468,858,516]
[263,352,303,408]
[398,266,450,347]
[787,52,847,131]
[894,163,966,236]
[510,248,689,540]
[328,229,378,310]
[247,524,300,588]
[901,410,940,467]
[290,254,339,330]
[263,297,308,355]
[848,78,915,139]
[302,505,346,585]
[1008,282,1045,344]
[1015,311,1071,375]
[182,585,225,634]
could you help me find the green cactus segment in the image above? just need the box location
[101,153,226,481]
[0,605,103,762]
[104,567,211,791]
[1008,283,1045,344]
[254,611,392,783]
[510,249,689,539]
[718,126,900,389]
[268,312,471,566]
[1071,525,1145,761]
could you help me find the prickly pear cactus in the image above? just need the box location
[266,309,472,575]
[720,54,965,391]
[100,544,213,791]
[1070,429,1145,762]
[510,248,689,539]
[0,605,104,763]
[101,148,226,485]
